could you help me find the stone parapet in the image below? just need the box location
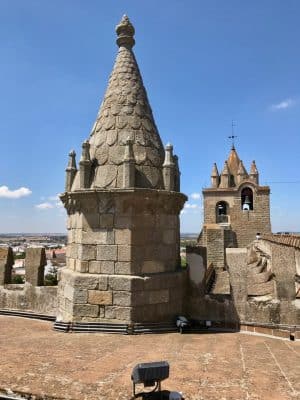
[0,247,14,285]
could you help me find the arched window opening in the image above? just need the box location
[216,201,229,223]
[241,187,253,210]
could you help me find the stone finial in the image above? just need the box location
[174,154,181,192]
[250,160,259,184]
[25,247,47,286]
[0,247,14,285]
[116,15,135,49]
[237,160,248,184]
[79,140,92,189]
[80,140,91,162]
[219,161,231,188]
[123,138,135,188]
[65,150,77,192]
[163,143,175,191]
[211,163,219,188]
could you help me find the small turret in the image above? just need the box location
[65,150,77,192]
[79,140,92,189]
[250,160,259,185]
[219,161,231,188]
[163,143,175,191]
[123,138,135,188]
[236,160,248,184]
[211,163,219,188]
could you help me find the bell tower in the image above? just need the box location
[200,145,271,248]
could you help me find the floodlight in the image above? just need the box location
[131,361,169,398]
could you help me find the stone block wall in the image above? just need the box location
[57,268,185,323]
[202,187,271,248]
[58,189,186,323]
[64,190,182,276]
[199,224,225,270]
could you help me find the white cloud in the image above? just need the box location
[184,203,199,209]
[0,186,32,199]
[48,195,59,201]
[190,193,201,200]
[270,98,295,111]
[36,194,62,211]
[35,202,54,210]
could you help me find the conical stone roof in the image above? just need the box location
[87,15,165,189]
[227,146,240,177]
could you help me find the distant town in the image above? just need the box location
[0,233,67,282]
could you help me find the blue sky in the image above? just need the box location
[0,0,299,233]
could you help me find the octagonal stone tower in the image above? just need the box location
[57,16,187,325]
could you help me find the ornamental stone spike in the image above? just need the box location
[237,160,248,184]
[163,143,175,191]
[219,161,231,188]
[250,160,259,184]
[211,162,219,188]
[123,138,135,188]
[65,150,77,192]
[79,140,92,189]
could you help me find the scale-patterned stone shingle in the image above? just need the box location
[85,16,165,189]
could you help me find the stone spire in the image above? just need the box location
[226,146,241,186]
[250,160,259,184]
[87,15,165,190]
[236,160,248,184]
[65,150,77,191]
[211,163,219,188]
[219,161,231,188]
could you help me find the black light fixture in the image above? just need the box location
[131,361,169,398]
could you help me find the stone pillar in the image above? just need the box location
[79,141,92,189]
[163,143,175,191]
[65,150,77,192]
[25,247,47,286]
[0,247,14,285]
[123,139,135,188]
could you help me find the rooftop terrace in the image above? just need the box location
[0,316,299,400]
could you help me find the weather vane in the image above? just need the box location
[228,120,237,148]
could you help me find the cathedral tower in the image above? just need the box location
[57,16,186,325]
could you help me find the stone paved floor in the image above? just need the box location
[0,316,299,400]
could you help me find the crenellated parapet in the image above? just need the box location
[0,247,58,316]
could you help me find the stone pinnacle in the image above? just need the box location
[116,15,135,49]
